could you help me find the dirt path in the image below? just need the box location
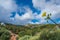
[9,31,18,40]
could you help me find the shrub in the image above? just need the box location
[19,35,31,40]
[39,29,60,40]
[18,31,26,37]
[0,31,11,40]
[0,27,11,40]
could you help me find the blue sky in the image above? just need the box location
[0,0,60,25]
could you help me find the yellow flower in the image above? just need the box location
[42,12,46,17]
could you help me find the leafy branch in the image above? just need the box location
[42,12,59,29]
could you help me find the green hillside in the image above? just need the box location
[0,23,60,40]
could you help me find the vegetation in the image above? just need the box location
[0,27,11,40]
[0,23,60,40]
[42,12,59,29]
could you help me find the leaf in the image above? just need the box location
[50,13,51,16]
[42,12,46,17]
[47,14,50,19]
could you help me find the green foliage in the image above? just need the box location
[18,29,60,40]
[42,11,52,23]
[18,31,26,37]
[39,29,60,40]
[19,35,31,40]
[0,31,11,40]
[0,24,59,40]
[0,27,11,40]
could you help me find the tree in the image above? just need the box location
[42,12,59,29]
[0,27,11,40]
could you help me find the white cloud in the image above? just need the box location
[14,11,33,20]
[0,0,60,25]
[0,0,40,25]
[0,0,35,25]
[0,0,17,11]
[0,0,17,23]
[32,0,60,23]
[10,7,34,25]
[29,21,40,24]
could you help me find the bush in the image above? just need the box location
[0,27,11,40]
[0,31,11,40]
[19,35,31,40]
[18,31,26,37]
[39,29,60,40]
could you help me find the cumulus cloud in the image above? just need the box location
[29,21,40,24]
[0,0,60,25]
[0,0,17,11]
[0,0,17,23]
[32,0,60,23]
[0,0,34,25]
[15,12,32,20]
[10,7,34,25]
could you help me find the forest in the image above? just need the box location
[0,23,60,40]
